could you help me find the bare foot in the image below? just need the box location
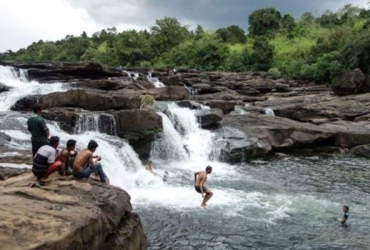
[201,204,207,210]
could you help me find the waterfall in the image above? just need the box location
[75,114,100,134]
[75,113,117,136]
[151,103,216,163]
[264,108,275,116]
[0,66,66,111]
[148,72,165,88]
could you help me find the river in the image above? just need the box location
[0,65,369,250]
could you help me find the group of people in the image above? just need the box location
[26,104,348,222]
[27,104,109,186]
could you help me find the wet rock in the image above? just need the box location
[0,168,147,250]
[0,83,11,93]
[73,78,130,90]
[195,108,223,129]
[176,100,202,110]
[2,62,125,83]
[11,95,42,111]
[350,144,370,158]
[114,109,163,160]
[200,100,244,114]
[161,75,183,86]
[12,90,142,111]
[332,68,365,96]
[140,86,189,101]
[0,132,11,148]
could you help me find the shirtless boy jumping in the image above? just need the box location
[194,166,213,209]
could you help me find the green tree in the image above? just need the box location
[248,8,282,36]
[299,12,315,26]
[150,17,191,56]
[250,36,274,70]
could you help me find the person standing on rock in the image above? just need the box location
[27,104,50,156]
[194,166,213,209]
[32,136,64,183]
[73,140,109,186]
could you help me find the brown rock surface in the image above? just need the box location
[0,168,147,250]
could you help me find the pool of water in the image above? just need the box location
[134,156,370,250]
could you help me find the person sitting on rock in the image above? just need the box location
[32,136,64,183]
[59,139,77,176]
[73,140,109,186]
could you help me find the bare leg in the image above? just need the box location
[203,190,213,206]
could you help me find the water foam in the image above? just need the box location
[0,66,66,111]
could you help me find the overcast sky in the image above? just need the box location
[0,0,368,52]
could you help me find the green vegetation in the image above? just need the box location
[1,4,370,83]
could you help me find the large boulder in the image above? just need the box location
[161,75,183,86]
[218,114,337,162]
[332,68,365,96]
[114,110,163,159]
[350,144,370,158]
[176,100,202,110]
[0,168,147,250]
[12,90,142,111]
[195,108,223,128]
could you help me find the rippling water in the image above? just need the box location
[135,156,370,250]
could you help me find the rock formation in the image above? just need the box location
[0,167,147,250]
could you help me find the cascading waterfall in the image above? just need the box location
[147,72,165,88]
[1,65,360,249]
[75,113,118,135]
[0,66,66,111]
[264,107,275,116]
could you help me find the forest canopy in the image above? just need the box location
[2,4,370,83]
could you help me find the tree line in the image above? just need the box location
[1,4,370,83]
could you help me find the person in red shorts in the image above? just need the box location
[32,136,65,183]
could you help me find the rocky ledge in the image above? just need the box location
[0,167,147,250]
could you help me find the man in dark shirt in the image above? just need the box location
[341,206,349,225]
[27,104,50,156]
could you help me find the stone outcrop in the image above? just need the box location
[218,113,370,162]
[332,68,366,96]
[350,144,370,158]
[195,108,223,128]
[11,89,142,111]
[0,167,147,250]
[0,62,125,83]
[114,109,163,159]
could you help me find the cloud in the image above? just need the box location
[0,0,100,52]
[0,0,368,52]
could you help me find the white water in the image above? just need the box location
[264,107,275,116]
[0,67,309,223]
[0,66,66,111]
[148,72,165,88]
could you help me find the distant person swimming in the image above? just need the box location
[339,205,350,226]
[145,161,168,182]
[194,166,213,209]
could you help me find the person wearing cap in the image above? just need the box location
[72,140,109,186]
[32,136,64,183]
[27,104,50,156]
